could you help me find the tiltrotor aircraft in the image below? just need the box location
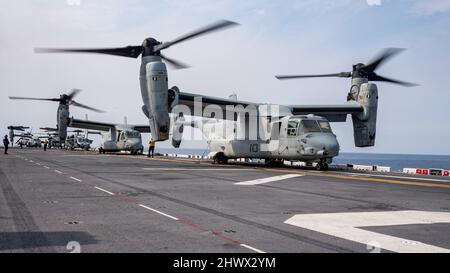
[35,20,415,169]
[65,129,97,151]
[14,131,42,148]
[186,48,415,169]
[9,89,103,144]
[68,117,149,155]
[35,20,239,142]
[7,126,30,147]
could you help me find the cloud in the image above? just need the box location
[254,9,266,16]
[366,0,382,6]
[412,0,450,15]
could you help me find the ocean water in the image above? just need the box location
[152,147,450,171]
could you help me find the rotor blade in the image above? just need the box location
[67,89,82,100]
[70,101,105,113]
[9,96,60,102]
[160,53,190,69]
[34,46,143,58]
[154,20,240,52]
[40,127,58,132]
[362,48,405,73]
[369,73,418,87]
[275,72,352,80]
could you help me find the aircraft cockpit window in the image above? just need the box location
[287,120,299,136]
[125,131,140,138]
[299,120,321,133]
[318,121,332,133]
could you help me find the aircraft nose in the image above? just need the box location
[322,134,339,156]
[327,138,340,155]
[303,133,339,156]
[127,139,141,148]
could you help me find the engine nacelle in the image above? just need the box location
[57,104,69,140]
[168,86,183,148]
[351,83,378,147]
[144,61,170,141]
[168,86,180,111]
[8,129,14,145]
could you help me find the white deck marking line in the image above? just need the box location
[328,172,450,183]
[240,244,266,253]
[142,168,255,171]
[70,176,83,182]
[235,174,303,185]
[138,204,179,221]
[54,170,63,174]
[29,160,33,163]
[43,166,50,169]
[285,210,450,253]
[36,163,41,166]
[94,186,115,196]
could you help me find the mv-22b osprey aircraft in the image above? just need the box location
[9,89,103,147]
[7,126,29,147]
[67,117,149,155]
[35,20,416,170]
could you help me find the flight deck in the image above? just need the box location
[1,148,449,253]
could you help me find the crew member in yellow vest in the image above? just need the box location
[148,138,156,158]
[43,139,49,151]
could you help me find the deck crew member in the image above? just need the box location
[148,138,156,158]
[3,135,10,155]
[43,139,49,151]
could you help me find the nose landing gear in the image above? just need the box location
[316,160,329,171]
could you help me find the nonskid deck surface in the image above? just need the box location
[1,148,449,253]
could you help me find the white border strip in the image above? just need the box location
[240,244,266,253]
[94,186,115,196]
[138,204,179,221]
[235,174,303,185]
[70,176,83,182]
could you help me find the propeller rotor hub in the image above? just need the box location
[142,37,161,57]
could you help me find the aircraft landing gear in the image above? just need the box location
[213,153,228,164]
[316,160,329,171]
[99,147,105,154]
[266,159,284,167]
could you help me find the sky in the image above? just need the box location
[1,0,450,155]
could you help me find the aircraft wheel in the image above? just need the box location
[316,161,329,171]
[99,147,103,154]
[214,153,228,164]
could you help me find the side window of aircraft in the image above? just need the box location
[299,120,321,133]
[287,120,299,136]
[152,76,157,81]
[318,121,332,133]
[121,132,126,141]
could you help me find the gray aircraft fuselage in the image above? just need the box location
[100,128,144,154]
[198,114,339,163]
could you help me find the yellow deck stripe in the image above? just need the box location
[268,169,450,189]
